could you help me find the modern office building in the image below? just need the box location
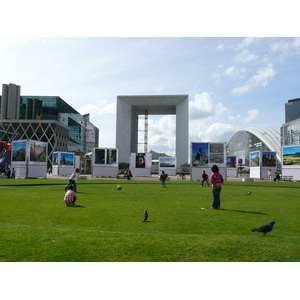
[0,83,99,167]
[227,128,281,170]
[282,98,300,146]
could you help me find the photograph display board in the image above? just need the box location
[282,146,300,166]
[226,156,237,177]
[227,156,237,168]
[29,140,47,163]
[159,157,176,176]
[262,151,276,167]
[92,148,118,177]
[210,143,225,164]
[51,152,75,176]
[191,142,209,167]
[250,151,277,179]
[250,151,261,178]
[11,140,48,178]
[250,151,260,167]
[190,142,226,181]
[12,140,27,162]
[282,146,300,180]
[130,152,152,176]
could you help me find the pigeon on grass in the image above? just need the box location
[245,191,252,195]
[251,221,275,236]
[142,210,148,222]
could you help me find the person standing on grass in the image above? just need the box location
[66,168,80,192]
[159,170,168,188]
[63,185,77,206]
[201,170,210,186]
[209,165,224,209]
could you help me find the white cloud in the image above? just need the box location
[228,109,259,124]
[270,37,300,55]
[244,109,259,123]
[216,44,225,52]
[78,95,116,117]
[231,63,276,95]
[189,92,230,120]
[189,120,238,143]
[233,49,258,63]
[236,37,255,49]
[141,116,176,154]
[224,66,247,80]
[231,83,252,95]
[210,66,247,84]
[252,63,276,86]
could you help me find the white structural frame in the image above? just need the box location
[116,95,189,167]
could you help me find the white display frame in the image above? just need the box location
[91,148,119,177]
[11,139,48,178]
[51,151,75,176]
[190,142,227,181]
[226,156,237,178]
[281,145,300,181]
[130,152,152,177]
[250,151,277,179]
[159,157,177,176]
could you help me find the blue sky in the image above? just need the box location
[1,36,299,156]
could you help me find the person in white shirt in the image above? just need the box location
[65,168,80,192]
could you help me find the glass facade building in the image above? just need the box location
[19,96,99,154]
[1,86,99,168]
[282,98,300,147]
[285,98,300,123]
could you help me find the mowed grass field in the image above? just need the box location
[0,178,299,262]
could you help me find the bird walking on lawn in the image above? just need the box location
[245,191,252,195]
[142,209,148,222]
[251,221,275,236]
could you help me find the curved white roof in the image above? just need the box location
[243,128,281,163]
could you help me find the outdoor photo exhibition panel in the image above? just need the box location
[159,157,177,176]
[190,142,226,181]
[130,152,152,176]
[226,156,237,177]
[92,148,118,177]
[282,145,300,181]
[11,139,48,178]
[52,152,75,176]
[249,151,276,179]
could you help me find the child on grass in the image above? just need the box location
[63,185,77,206]
[209,165,224,209]
[159,171,168,188]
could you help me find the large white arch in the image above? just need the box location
[116,95,189,166]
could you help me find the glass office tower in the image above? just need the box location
[19,96,99,154]
[282,98,300,147]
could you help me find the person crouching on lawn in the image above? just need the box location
[63,185,77,206]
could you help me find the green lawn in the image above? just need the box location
[0,178,299,262]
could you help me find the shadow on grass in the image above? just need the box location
[72,205,85,208]
[220,208,268,215]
